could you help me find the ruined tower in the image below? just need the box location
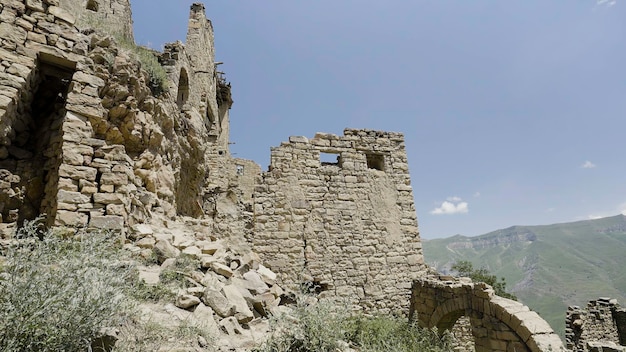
[252,129,427,313]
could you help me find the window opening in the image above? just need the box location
[176,68,189,109]
[320,152,342,167]
[86,0,99,12]
[366,153,385,171]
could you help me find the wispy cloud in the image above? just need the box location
[473,192,481,198]
[431,197,469,215]
[597,0,617,7]
[581,160,596,169]
[587,202,626,219]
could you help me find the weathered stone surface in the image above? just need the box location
[55,210,88,226]
[89,215,124,230]
[211,262,233,278]
[257,265,277,286]
[222,284,254,324]
[48,6,76,25]
[57,190,91,204]
[411,276,565,352]
[175,293,201,310]
[202,288,235,318]
[153,239,180,263]
[59,165,97,181]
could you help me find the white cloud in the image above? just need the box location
[581,160,596,169]
[431,198,469,215]
[588,214,604,220]
[597,0,617,7]
[546,207,555,213]
[473,192,481,198]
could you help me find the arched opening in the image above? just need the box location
[176,68,189,109]
[86,0,99,12]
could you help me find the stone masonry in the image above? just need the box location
[1,1,622,351]
[566,298,626,352]
[0,0,252,233]
[411,275,565,352]
[252,130,426,313]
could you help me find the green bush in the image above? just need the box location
[256,296,453,352]
[451,260,517,300]
[0,220,135,352]
[114,38,168,97]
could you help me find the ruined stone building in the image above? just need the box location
[0,1,623,351]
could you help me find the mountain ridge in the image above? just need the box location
[423,214,626,337]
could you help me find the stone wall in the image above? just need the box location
[0,0,228,233]
[566,298,626,352]
[252,129,425,313]
[59,0,134,42]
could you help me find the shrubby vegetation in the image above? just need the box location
[451,260,517,300]
[0,220,135,352]
[115,38,169,97]
[256,297,453,352]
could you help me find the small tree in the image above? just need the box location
[451,260,517,300]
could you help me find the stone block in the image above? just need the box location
[222,284,254,324]
[55,210,88,226]
[202,288,235,318]
[89,215,124,230]
[100,172,128,186]
[175,293,201,310]
[59,164,97,181]
[57,189,91,204]
[48,6,76,25]
[0,23,27,44]
[93,193,124,205]
[105,204,126,216]
[257,265,277,286]
[153,239,180,263]
[212,262,233,278]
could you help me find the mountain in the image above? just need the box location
[422,214,626,337]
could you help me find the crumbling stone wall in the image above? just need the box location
[0,0,229,234]
[252,129,425,313]
[59,0,134,42]
[566,298,626,352]
[411,275,565,352]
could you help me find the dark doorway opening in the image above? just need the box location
[0,53,75,226]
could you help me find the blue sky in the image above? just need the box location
[130,1,626,238]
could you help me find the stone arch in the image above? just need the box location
[410,276,565,352]
[176,67,189,109]
[429,297,469,331]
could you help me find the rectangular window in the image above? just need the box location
[320,152,342,167]
[366,153,385,171]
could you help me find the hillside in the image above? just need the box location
[423,214,626,337]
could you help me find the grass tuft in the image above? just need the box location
[0,220,135,352]
[255,295,453,352]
